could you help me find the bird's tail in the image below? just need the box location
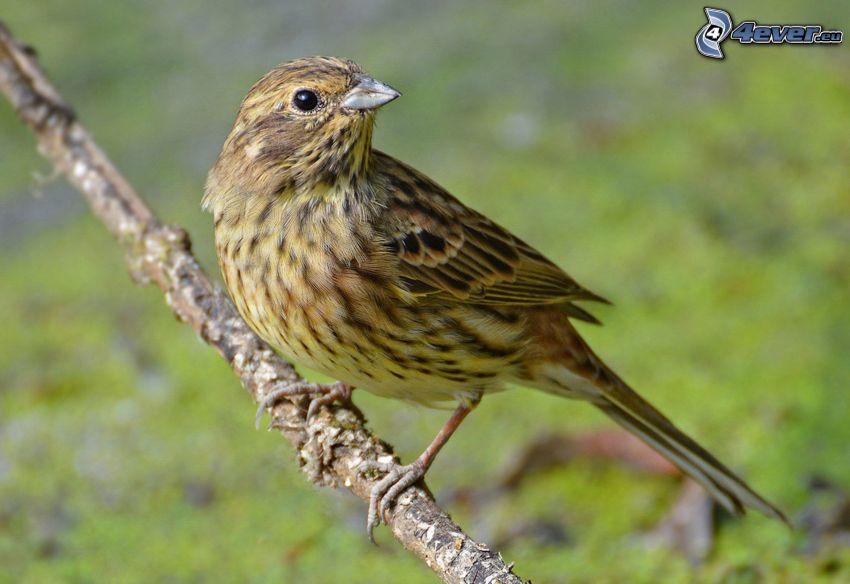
[594,388,787,523]
[527,357,789,524]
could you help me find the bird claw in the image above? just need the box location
[361,459,426,543]
[254,381,353,429]
[305,382,353,420]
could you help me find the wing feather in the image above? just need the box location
[375,152,609,322]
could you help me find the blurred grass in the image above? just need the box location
[1,1,849,582]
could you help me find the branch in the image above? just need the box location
[0,23,524,584]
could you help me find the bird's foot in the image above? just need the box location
[254,381,353,429]
[359,458,427,542]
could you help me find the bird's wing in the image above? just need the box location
[374,152,609,322]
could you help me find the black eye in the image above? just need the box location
[293,89,319,112]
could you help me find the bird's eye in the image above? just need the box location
[293,89,320,112]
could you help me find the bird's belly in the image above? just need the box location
[218,236,527,406]
[267,302,518,406]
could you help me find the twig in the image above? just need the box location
[0,22,524,584]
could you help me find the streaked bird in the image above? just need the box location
[204,56,787,538]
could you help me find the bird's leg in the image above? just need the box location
[254,380,353,429]
[362,395,481,541]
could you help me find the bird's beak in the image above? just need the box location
[342,75,401,111]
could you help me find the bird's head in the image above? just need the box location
[205,56,400,207]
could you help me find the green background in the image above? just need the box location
[1,2,848,582]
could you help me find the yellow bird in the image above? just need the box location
[204,56,787,538]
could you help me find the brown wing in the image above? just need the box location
[374,152,609,323]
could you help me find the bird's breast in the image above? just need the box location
[213,193,528,405]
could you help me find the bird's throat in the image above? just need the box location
[285,114,375,193]
[204,114,377,222]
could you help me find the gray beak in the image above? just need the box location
[342,75,401,110]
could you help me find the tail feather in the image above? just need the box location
[595,398,786,523]
[532,363,788,525]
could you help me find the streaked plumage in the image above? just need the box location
[204,56,787,536]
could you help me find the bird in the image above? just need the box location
[203,56,788,539]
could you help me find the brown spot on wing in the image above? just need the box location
[374,151,608,319]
